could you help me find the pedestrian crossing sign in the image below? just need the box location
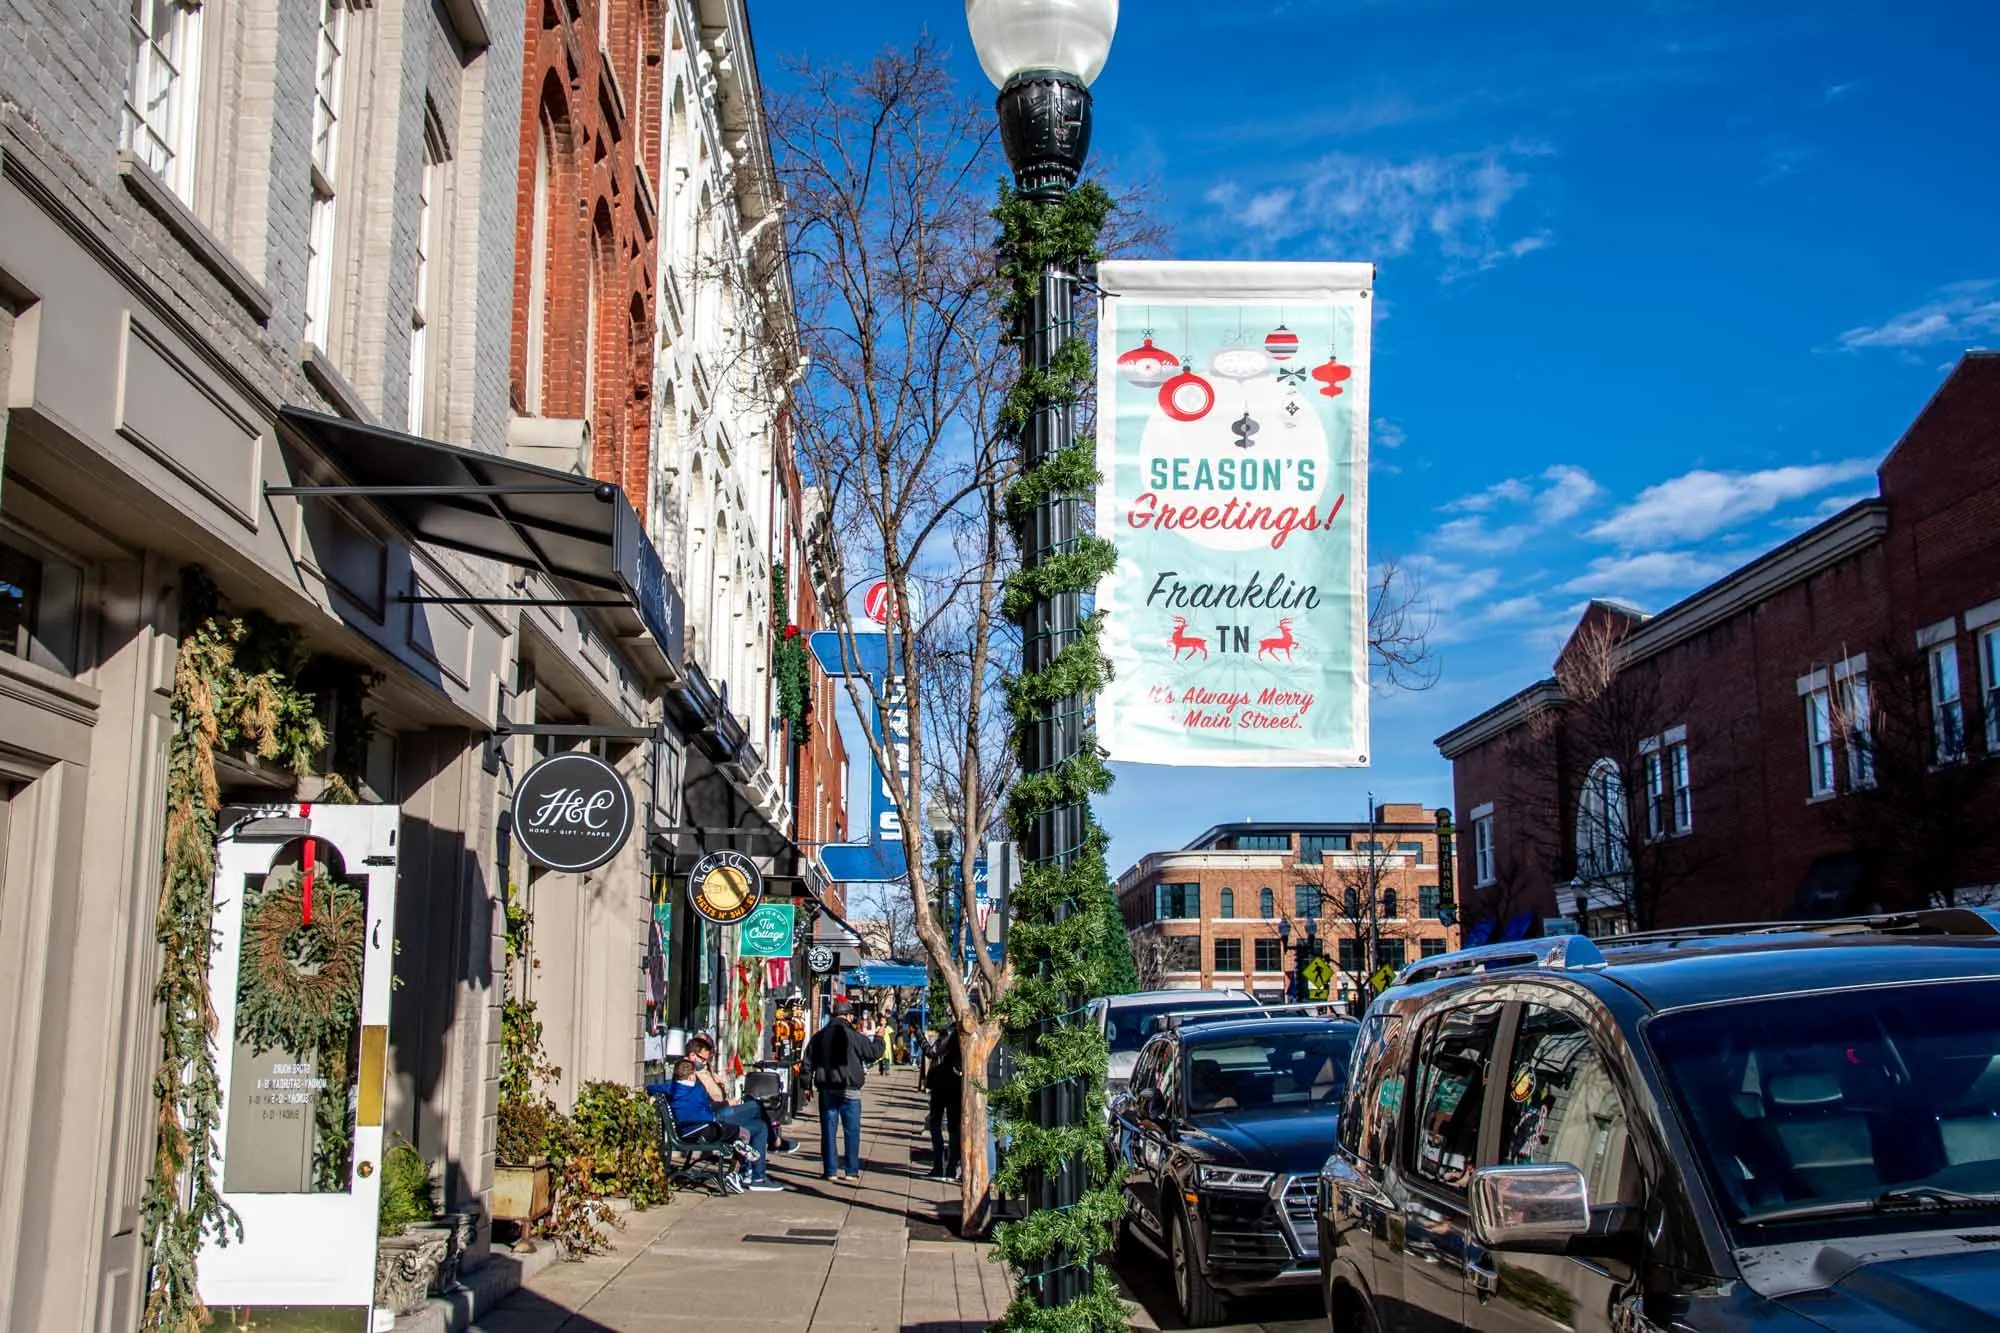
[1369,964,1398,995]
[1302,955,1333,999]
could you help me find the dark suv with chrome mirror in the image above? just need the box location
[1317,911,2000,1332]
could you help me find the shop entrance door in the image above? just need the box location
[198,803,401,1321]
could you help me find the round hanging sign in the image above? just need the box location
[512,753,635,873]
[687,850,764,925]
[807,945,836,975]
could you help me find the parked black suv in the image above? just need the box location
[1111,1014,1359,1324]
[1316,910,2000,1332]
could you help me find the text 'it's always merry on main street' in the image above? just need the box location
[1147,684,1316,731]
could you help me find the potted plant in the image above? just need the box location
[374,1140,447,1317]
[492,1097,554,1227]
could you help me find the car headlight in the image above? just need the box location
[1195,1165,1274,1192]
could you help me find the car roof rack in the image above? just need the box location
[1395,933,1606,988]
[1168,1002,1355,1030]
[1155,1004,1267,1033]
[1604,907,2000,947]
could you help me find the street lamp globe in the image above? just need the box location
[964,0,1118,88]
[1276,916,1292,946]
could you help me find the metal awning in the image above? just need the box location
[273,407,685,681]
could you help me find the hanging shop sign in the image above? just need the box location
[1095,261,1375,767]
[513,753,636,872]
[687,849,764,925]
[738,902,797,958]
[807,945,837,975]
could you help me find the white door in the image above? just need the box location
[198,803,401,1315]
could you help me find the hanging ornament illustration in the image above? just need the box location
[1265,323,1300,362]
[1117,333,1179,385]
[1159,363,1215,422]
[1210,341,1272,383]
[1231,411,1261,449]
[1276,365,1307,387]
[1311,347,1354,398]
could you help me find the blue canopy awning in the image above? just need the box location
[843,963,928,989]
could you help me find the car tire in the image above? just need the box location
[1169,1205,1228,1327]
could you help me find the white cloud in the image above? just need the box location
[1584,461,1876,548]
[1823,81,1858,102]
[1204,143,1552,272]
[1435,465,1601,550]
[1558,550,1739,596]
[1837,280,2000,351]
[1373,419,1407,451]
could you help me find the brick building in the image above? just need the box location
[1438,354,2000,939]
[1116,805,1461,1009]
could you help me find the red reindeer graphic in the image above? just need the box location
[1169,616,1209,661]
[1258,618,1298,662]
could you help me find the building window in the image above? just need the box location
[1397,841,1423,856]
[1420,938,1447,959]
[1382,890,1399,919]
[1156,883,1199,920]
[1342,886,1359,918]
[1298,833,1349,861]
[1983,628,2000,755]
[1259,887,1274,919]
[1472,812,1494,887]
[1252,938,1282,973]
[1163,935,1200,973]
[1576,758,1627,879]
[525,119,552,412]
[1228,833,1290,851]
[123,0,204,200]
[407,119,446,434]
[0,535,82,675]
[1804,686,1836,796]
[1295,883,1322,919]
[1338,938,1363,974]
[1356,838,1382,851]
[1378,939,1407,970]
[1213,937,1242,973]
[1932,642,1966,764]
[1644,745,1666,841]
[1218,887,1234,919]
[1669,739,1692,833]
[304,0,351,350]
[1419,885,1441,919]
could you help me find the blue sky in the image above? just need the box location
[755,1,2000,874]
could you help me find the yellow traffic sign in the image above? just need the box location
[1302,955,1333,999]
[1369,964,1398,995]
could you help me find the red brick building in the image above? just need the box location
[511,0,662,504]
[1438,354,2000,938]
[1116,805,1460,1009]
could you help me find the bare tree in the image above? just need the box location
[1298,848,1427,1003]
[1130,931,1178,992]
[848,880,925,961]
[1370,556,1440,693]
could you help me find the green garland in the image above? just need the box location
[988,182,1134,1331]
[141,567,375,1333]
[770,561,813,740]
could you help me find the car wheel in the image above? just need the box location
[1169,1205,1228,1327]
[1326,1279,1380,1333]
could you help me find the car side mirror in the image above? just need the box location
[1468,1164,1591,1255]
[1140,1088,1169,1123]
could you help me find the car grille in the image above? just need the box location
[1273,1176,1319,1261]
[1206,1227,1292,1265]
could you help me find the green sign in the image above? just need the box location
[738,903,796,958]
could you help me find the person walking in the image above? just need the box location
[805,1000,881,1182]
[920,1024,963,1181]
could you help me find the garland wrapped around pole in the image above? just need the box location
[987,178,1130,1330]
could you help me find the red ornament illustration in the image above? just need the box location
[1169,616,1209,661]
[1265,324,1300,361]
[1159,365,1216,422]
[1118,335,1179,385]
[1257,618,1299,662]
[1310,355,1353,398]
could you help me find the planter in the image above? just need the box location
[422,1206,480,1294]
[492,1161,552,1223]
[375,1228,449,1317]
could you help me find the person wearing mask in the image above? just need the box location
[919,1024,963,1182]
[686,1034,800,1155]
[663,1058,780,1193]
[805,1000,882,1182]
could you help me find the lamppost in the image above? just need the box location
[966,0,1117,1313]
[1275,915,1292,999]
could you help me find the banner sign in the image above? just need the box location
[807,632,910,883]
[513,753,636,871]
[1095,261,1374,767]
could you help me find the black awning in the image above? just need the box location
[275,407,685,677]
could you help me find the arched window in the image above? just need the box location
[1219,888,1234,919]
[525,116,552,412]
[1259,887,1274,919]
[1383,890,1398,919]
[1577,757,1629,879]
[1344,887,1359,918]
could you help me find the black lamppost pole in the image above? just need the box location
[966,0,1117,1311]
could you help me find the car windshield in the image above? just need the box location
[1182,1028,1356,1117]
[1647,978,2000,1230]
[1105,1000,1257,1054]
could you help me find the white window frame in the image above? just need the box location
[123,0,206,200]
[1641,737,1666,842]
[1981,625,2000,756]
[1804,685,1836,797]
[1576,757,1627,879]
[1472,811,1495,888]
[304,0,352,350]
[1668,738,1692,834]
[408,121,445,435]
[1838,671,1875,789]
[1930,641,1966,765]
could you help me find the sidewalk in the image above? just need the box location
[468,1065,1013,1332]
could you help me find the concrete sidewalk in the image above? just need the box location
[467,1065,1014,1332]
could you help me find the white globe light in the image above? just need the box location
[965,0,1118,89]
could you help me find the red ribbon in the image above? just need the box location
[299,802,315,926]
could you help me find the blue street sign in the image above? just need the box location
[808,631,909,884]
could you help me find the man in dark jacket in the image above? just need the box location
[920,1025,963,1181]
[805,1000,882,1181]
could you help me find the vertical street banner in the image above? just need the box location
[1095,261,1375,766]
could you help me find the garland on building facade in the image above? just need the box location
[770,560,812,740]
[987,182,1134,1331]
[141,567,373,1333]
